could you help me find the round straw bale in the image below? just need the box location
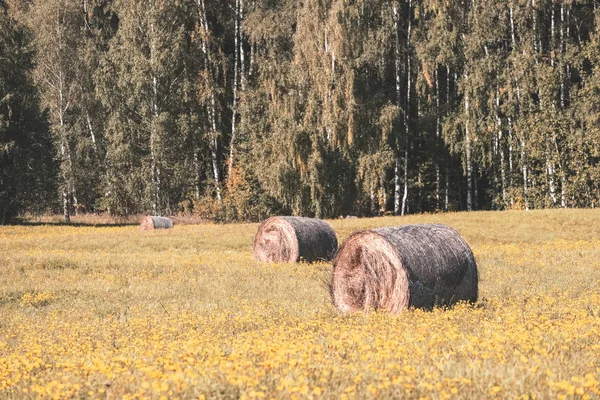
[331,224,478,313]
[140,216,174,230]
[253,216,338,263]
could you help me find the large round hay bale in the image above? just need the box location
[331,224,478,313]
[253,216,338,263]
[140,216,174,230]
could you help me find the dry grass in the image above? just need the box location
[1,210,599,399]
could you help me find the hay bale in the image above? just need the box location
[331,224,478,313]
[253,216,338,263]
[140,216,174,230]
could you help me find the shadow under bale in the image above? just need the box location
[140,216,174,230]
[253,216,338,263]
[331,224,478,313]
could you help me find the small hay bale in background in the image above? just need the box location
[140,216,174,230]
[331,224,478,313]
[253,216,338,263]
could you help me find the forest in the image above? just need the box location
[1,0,600,223]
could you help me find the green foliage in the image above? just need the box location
[0,8,56,223]
[5,0,600,221]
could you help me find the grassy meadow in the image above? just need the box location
[1,210,599,399]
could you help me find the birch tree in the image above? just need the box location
[98,0,190,214]
[26,0,82,222]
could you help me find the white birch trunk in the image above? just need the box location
[249,42,255,77]
[508,116,514,191]
[197,0,222,201]
[464,72,472,212]
[401,0,412,216]
[547,153,557,205]
[394,155,401,214]
[149,9,161,215]
[521,139,529,211]
[239,0,246,91]
[445,65,450,211]
[510,6,516,50]
[370,187,376,215]
[532,0,539,54]
[435,69,440,210]
[58,74,74,221]
[193,150,201,200]
[393,2,402,215]
[560,3,567,208]
[445,167,449,211]
[561,174,567,208]
[496,90,506,205]
[560,3,565,108]
[229,0,240,182]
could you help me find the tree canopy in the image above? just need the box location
[3,0,600,222]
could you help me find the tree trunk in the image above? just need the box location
[59,103,73,221]
[228,0,241,182]
[393,2,402,215]
[394,152,401,214]
[521,139,529,211]
[473,167,478,210]
[547,146,557,206]
[85,111,97,155]
[445,65,450,211]
[401,0,412,217]
[532,0,539,54]
[370,187,376,215]
[239,0,246,91]
[559,3,567,208]
[249,42,255,77]
[381,183,387,214]
[560,3,565,108]
[510,6,516,50]
[464,72,472,212]
[445,166,449,211]
[193,149,201,200]
[435,69,440,210]
[197,0,222,202]
[149,9,161,215]
[62,189,70,223]
[496,90,506,206]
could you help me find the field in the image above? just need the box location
[1,210,599,399]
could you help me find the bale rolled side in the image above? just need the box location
[140,216,174,230]
[253,216,338,263]
[331,224,478,313]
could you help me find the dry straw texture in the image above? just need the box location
[140,216,174,230]
[253,216,338,263]
[332,224,478,313]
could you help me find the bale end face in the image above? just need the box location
[140,216,155,230]
[253,217,299,263]
[331,231,409,313]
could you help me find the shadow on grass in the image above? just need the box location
[10,220,138,228]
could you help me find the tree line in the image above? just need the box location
[1,0,600,223]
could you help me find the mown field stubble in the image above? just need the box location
[1,210,599,399]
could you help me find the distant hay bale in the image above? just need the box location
[253,216,338,263]
[331,224,478,313]
[140,216,174,230]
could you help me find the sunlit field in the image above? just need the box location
[1,210,599,399]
